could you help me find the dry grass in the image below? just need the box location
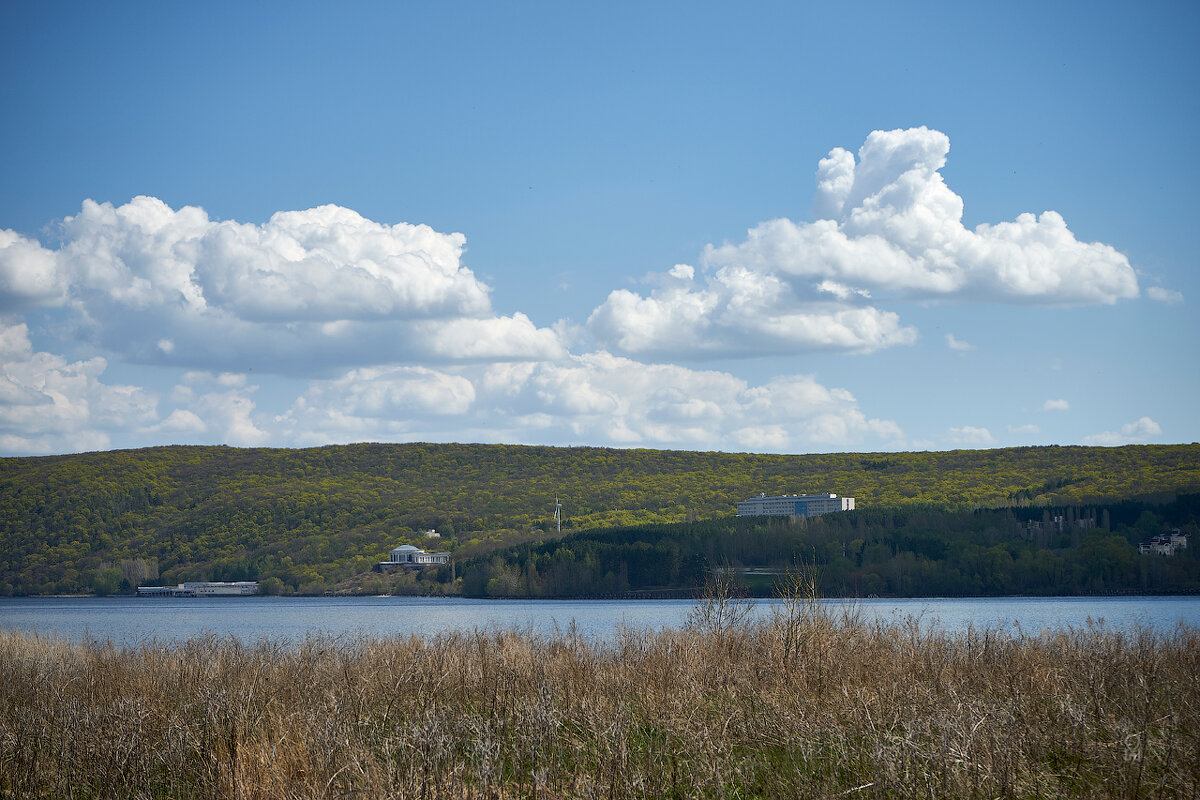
[1,596,1197,799]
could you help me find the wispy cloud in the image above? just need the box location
[946,334,975,352]
[1147,286,1183,304]
[948,425,996,445]
[1042,399,1070,412]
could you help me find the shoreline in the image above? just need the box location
[15,586,1200,601]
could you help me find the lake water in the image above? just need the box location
[1,595,1198,647]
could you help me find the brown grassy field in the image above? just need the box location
[1,592,1197,799]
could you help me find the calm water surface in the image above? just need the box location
[1,595,1197,646]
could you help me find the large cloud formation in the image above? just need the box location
[0,129,1151,455]
[0,197,563,371]
[280,352,904,452]
[0,320,909,454]
[17,197,489,318]
[0,194,911,455]
[589,127,1139,356]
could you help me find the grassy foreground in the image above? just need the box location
[1,601,1197,799]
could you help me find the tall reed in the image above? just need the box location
[1,600,1196,798]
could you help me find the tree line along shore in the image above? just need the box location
[1,442,1198,598]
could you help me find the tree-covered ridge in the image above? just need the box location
[458,495,1200,598]
[0,442,1197,596]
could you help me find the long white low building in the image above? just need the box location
[736,493,855,518]
[137,581,258,597]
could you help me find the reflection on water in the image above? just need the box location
[0,595,1197,647]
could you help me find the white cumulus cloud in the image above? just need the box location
[295,366,476,418]
[1,197,563,373]
[587,127,1137,359]
[417,313,566,361]
[588,262,916,356]
[0,322,158,453]
[0,324,284,453]
[54,197,488,320]
[1083,416,1162,446]
[279,353,905,452]
[948,425,996,445]
[709,127,1138,305]
[0,229,65,310]
[186,389,270,446]
[1042,399,1070,412]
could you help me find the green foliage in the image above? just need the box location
[257,577,284,596]
[456,495,1200,597]
[0,442,1198,596]
[90,567,122,597]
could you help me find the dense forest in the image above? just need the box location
[456,496,1200,598]
[0,442,1197,596]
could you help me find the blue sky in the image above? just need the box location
[1,0,1196,455]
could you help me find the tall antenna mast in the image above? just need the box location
[554,496,562,532]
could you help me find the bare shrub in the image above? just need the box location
[1,613,1197,798]
[685,566,756,638]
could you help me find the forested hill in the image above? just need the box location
[1,442,1198,596]
[457,497,1200,599]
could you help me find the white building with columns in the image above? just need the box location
[379,544,450,568]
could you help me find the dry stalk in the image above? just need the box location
[1,611,1197,799]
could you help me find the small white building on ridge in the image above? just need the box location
[380,544,450,568]
[736,493,855,518]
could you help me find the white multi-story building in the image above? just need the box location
[736,493,855,518]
